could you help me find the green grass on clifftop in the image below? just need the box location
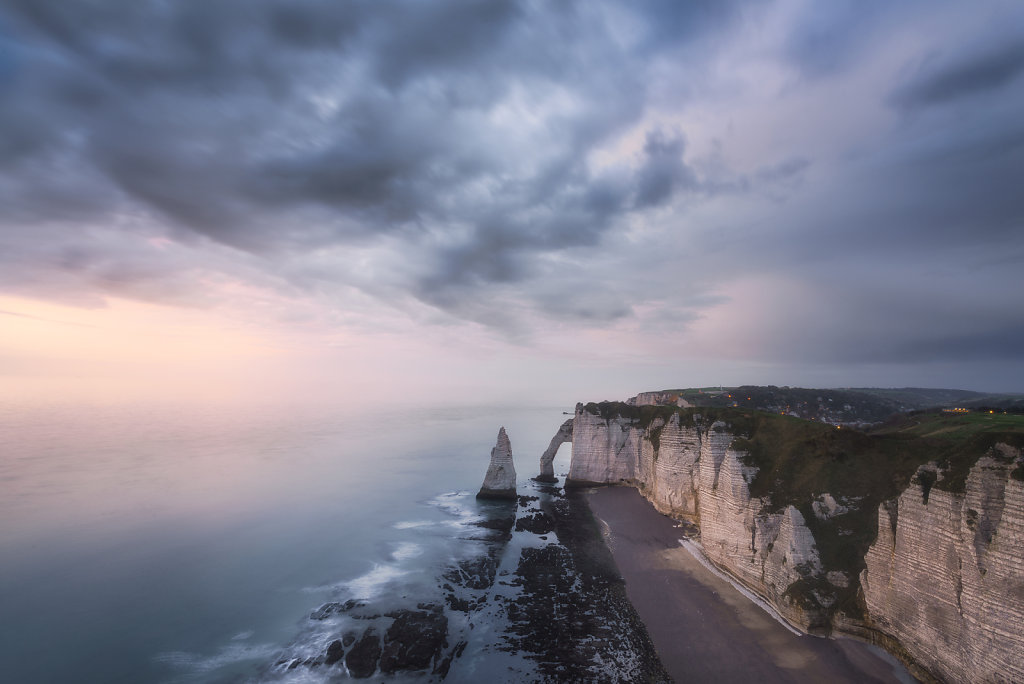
[581,402,1024,618]
[870,411,1024,441]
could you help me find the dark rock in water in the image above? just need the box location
[471,509,516,542]
[348,604,382,620]
[271,479,667,682]
[518,494,540,506]
[324,639,344,666]
[310,602,342,620]
[515,511,555,535]
[310,598,366,620]
[536,484,564,497]
[472,513,517,533]
[345,628,382,679]
[434,640,468,678]
[445,593,472,612]
[443,551,499,590]
[499,492,671,682]
[379,608,449,673]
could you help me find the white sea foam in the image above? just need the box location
[391,541,424,561]
[429,491,481,523]
[678,538,803,636]
[231,630,254,641]
[345,563,409,599]
[394,520,434,529]
[155,641,278,674]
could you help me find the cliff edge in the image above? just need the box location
[549,400,1024,683]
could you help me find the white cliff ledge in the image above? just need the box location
[477,427,517,500]
[548,399,1024,684]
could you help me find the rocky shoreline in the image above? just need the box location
[263,480,669,682]
[498,487,669,682]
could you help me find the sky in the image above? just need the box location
[1,0,1023,406]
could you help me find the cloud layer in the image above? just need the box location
[1,0,1023,391]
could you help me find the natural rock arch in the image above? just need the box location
[536,418,573,482]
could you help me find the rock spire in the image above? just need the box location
[477,427,517,499]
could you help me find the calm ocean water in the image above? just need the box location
[0,398,572,683]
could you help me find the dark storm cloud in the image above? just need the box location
[755,157,810,184]
[1,0,1023,381]
[890,36,1024,110]
[761,13,1024,263]
[634,130,697,209]
[632,0,743,52]
[759,269,1024,368]
[780,0,906,78]
[411,123,710,320]
[0,0,690,261]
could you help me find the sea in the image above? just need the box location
[0,398,576,683]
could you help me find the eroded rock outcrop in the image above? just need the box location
[537,417,573,482]
[477,427,517,500]
[551,401,1024,682]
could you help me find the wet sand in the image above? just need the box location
[586,486,917,684]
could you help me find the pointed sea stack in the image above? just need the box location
[476,427,517,500]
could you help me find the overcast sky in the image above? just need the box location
[1,0,1022,405]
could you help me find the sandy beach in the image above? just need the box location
[586,486,916,684]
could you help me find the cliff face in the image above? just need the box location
[567,408,832,630]
[861,453,1024,683]
[560,403,1024,682]
[627,391,690,408]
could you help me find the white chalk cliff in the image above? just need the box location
[554,401,1024,683]
[860,453,1024,683]
[477,427,517,500]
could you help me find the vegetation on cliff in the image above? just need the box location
[580,400,1024,618]
[643,385,1024,424]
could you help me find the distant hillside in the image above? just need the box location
[640,385,1024,425]
[842,387,1024,410]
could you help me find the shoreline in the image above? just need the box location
[676,537,804,637]
[585,485,917,684]
[536,486,672,682]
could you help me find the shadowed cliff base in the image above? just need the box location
[586,486,917,684]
